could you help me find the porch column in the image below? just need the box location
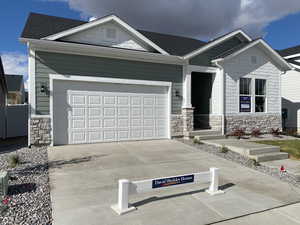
[182,66,194,136]
[182,67,192,109]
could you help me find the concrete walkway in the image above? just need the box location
[263,159,300,181]
[48,140,300,225]
[201,139,288,162]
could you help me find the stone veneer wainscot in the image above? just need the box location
[225,114,282,134]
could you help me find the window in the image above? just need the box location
[239,78,251,112]
[255,79,266,112]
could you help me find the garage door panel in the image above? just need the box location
[54,81,169,145]
[103,119,115,128]
[144,97,155,106]
[103,108,116,117]
[143,129,155,138]
[88,95,102,105]
[71,132,87,144]
[131,129,143,139]
[118,130,130,140]
[72,108,85,117]
[71,119,86,129]
[131,108,142,117]
[88,108,102,117]
[131,96,142,106]
[88,119,102,128]
[144,108,154,117]
[118,119,129,128]
[118,107,130,117]
[71,95,86,105]
[118,96,130,105]
[88,131,103,143]
[104,96,116,105]
[103,130,117,141]
[131,119,142,127]
[144,119,155,127]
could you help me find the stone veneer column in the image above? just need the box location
[182,108,194,137]
[30,117,51,146]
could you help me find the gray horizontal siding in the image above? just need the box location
[189,37,242,66]
[35,51,183,115]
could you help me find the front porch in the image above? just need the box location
[181,65,224,137]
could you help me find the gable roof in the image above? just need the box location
[5,75,23,92]
[21,13,206,56]
[42,14,170,55]
[278,45,300,58]
[183,29,252,59]
[212,39,292,70]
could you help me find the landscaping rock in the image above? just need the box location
[0,146,52,225]
[179,139,300,188]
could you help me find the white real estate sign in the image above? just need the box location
[111,167,224,215]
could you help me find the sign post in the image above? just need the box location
[111,167,224,215]
[206,168,224,195]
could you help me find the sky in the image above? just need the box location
[1,0,300,88]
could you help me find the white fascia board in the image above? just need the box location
[20,38,184,65]
[49,74,172,87]
[183,30,252,60]
[187,65,219,73]
[212,39,293,71]
[284,54,300,59]
[41,15,169,55]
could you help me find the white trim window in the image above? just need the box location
[255,79,266,112]
[239,78,252,113]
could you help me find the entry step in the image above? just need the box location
[249,152,289,163]
[188,129,224,140]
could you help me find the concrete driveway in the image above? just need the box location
[48,140,300,225]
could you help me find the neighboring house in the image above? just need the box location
[0,57,7,107]
[20,12,292,146]
[0,57,7,139]
[278,46,300,133]
[5,74,25,105]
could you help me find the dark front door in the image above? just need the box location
[192,73,212,129]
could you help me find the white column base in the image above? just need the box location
[205,189,225,196]
[111,204,136,215]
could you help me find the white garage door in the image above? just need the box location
[53,80,169,145]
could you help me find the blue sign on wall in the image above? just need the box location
[152,175,194,189]
[240,96,251,112]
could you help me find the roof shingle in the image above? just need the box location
[21,12,206,56]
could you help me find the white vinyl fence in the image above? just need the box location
[0,105,28,139]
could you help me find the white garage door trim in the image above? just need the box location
[49,74,172,146]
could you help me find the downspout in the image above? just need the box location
[214,61,226,135]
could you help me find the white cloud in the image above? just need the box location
[1,52,28,90]
[47,0,300,40]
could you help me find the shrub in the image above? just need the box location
[193,138,203,145]
[251,128,261,137]
[231,128,246,139]
[7,154,20,168]
[270,128,280,137]
[251,159,260,167]
[220,145,229,153]
[0,196,9,215]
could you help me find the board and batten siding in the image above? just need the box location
[35,51,183,115]
[222,46,282,114]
